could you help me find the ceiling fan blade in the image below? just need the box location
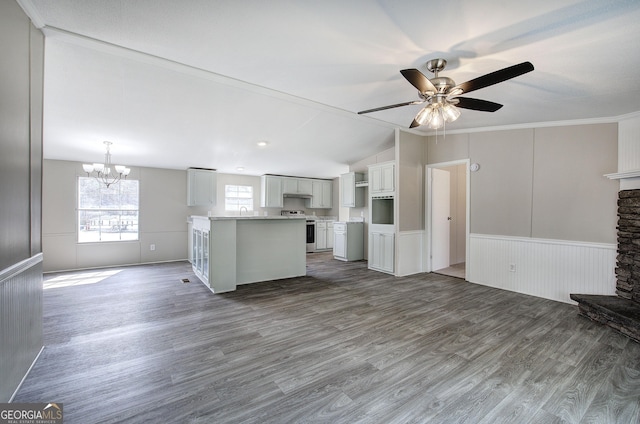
[454,61,534,95]
[455,97,503,112]
[400,69,437,94]
[358,100,423,115]
[409,118,421,128]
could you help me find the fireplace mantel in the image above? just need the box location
[605,170,640,180]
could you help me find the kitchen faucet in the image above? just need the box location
[240,206,248,216]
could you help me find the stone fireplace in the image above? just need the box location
[616,189,640,301]
[571,189,640,343]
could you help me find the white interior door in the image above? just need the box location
[432,168,450,271]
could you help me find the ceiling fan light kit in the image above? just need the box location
[358,58,534,129]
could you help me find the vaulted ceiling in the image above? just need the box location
[18,0,640,178]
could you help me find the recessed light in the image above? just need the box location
[236,167,244,172]
[257,141,268,147]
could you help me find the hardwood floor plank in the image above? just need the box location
[580,364,640,423]
[541,341,622,422]
[13,254,640,423]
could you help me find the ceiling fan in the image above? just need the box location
[358,59,534,129]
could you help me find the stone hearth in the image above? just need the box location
[571,189,640,343]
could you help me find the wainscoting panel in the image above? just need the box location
[0,254,43,402]
[396,230,424,276]
[468,234,616,304]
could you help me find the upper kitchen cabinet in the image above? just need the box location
[369,161,395,196]
[282,177,313,196]
[309,180,332,209]
[341,172,366,208]
[260,175,283,208]
[187,168,217,206]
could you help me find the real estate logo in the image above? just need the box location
[0,403,63,424]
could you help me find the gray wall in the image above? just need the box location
[0,0,44,402]
[397,130,425,232]
[43,160,339,272]
[43,160,190,271]
[427,123,618,244]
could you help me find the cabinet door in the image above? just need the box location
[370,232,382,269]
[370,232,394,273]
[261,176,283,208]
[194,229,203,274]
[321,181,332,208]
[341,172,355,207]
[297,179,313,195]
[192,228,198,267]
[310,180,331,208]
[316,222,327,249]
[381,165,395,192]
[369,163,394,195]
[334,231,346,258]
[202,231,209,282]
[370,167,382,193]
[188,169,217,206]
[327,222,334,249]
[381,233,395,272]
[282,178,298,194]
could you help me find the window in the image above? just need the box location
[225,184,253,212]
[78,177,139,243]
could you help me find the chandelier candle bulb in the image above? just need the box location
[82,141,131,188]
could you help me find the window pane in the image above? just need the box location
[78,177,139,242]
[224,184,253,211]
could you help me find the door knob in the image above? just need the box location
[447,217,452,221]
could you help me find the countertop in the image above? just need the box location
[191,215,305,221]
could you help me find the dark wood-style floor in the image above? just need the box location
[15,253,640,423]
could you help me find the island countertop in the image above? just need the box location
[191,215,306,221]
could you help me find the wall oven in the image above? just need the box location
[306,219,316,253]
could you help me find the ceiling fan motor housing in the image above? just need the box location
[429,76,455,94]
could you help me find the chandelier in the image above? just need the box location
[82,141,130,188]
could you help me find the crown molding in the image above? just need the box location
[15,0,45,28]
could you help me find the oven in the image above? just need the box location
[306,219,316,253]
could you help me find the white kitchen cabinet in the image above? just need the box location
[369,162,395,196]
[316,221,327,250]
[192,226,210,283]
[283,177,313,195]
[260,175,283,208]
[187,168,217,206]
[315,220,335,251]
[309,179,332,209]
[341,172,366,208]
[333,221,364,261]
[369,231,394,273]
[191,215,306,293]
[334,229,346,259]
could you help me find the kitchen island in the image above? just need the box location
[190,215,306,293]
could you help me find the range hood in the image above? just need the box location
[283,193,312,199]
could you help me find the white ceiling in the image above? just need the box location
[18,0,640,178]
